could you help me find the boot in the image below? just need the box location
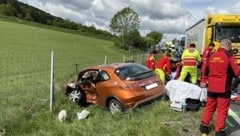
[215,127,229,136]
[199,124,209,135]
[215,132,227,136]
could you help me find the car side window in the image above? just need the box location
[95,71,109,82]
[101,72,109,80]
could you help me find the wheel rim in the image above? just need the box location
[68,90,81,103]
[109,101,121,114]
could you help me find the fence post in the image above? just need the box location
[50,51,54,111]
[140,54,143,64]
[137,54,140,64]
[123,55,126,62]
[104,55,107,64]
[74,64,79,75]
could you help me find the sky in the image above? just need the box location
[18,0,240,41]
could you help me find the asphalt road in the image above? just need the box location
[226,102,240,135]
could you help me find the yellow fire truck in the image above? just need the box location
[185,14,240,63]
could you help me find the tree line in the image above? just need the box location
[0,0,163,51]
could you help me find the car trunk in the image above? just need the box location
[124,76,162,97]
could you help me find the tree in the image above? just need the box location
[124,30,143,50]
[145,31,163,46]
[110,7,140,50]
[0,4,16,16]
[24,13,33,21]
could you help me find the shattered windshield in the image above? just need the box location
[215,26,240,42]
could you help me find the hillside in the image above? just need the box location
[0,0,55,24]
[0,0,114,39]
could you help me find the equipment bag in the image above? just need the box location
[186,98,201,111]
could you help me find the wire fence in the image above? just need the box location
[0,50,148,111]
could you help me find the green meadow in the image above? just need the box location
[0,19,203,136]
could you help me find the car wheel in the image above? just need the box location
[68,89,82,104]
[108,99,123,114]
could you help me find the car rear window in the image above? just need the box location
[115,64,155,81]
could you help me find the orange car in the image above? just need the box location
[62,63,165,114]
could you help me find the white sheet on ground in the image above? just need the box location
[165,80,207,103]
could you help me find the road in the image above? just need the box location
[227,102,240,135]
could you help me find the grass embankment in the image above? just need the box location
[0,18,204,136]
[0,15,114,41]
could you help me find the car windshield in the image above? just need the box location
[115,64,154,81]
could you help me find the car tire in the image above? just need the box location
[108,99,123,114]
[68,89,83,104]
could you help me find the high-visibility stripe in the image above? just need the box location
[183,58,197,66]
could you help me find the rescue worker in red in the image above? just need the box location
[200,42,215,87]
[199,39,240,136]
[145,51,156,70]
[178,43,201,84]
[155,51,171,84]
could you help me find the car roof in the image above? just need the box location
[84,63,137,71]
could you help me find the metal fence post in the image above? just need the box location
[50,51,54,111]
[104,55,107,64]
[123,55,126,62]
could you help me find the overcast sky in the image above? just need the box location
[18,0,240,41]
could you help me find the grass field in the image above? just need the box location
[0,18,205,136]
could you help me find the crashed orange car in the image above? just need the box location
[62,63,165,114]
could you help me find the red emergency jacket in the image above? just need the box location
[202,46,213,63]
[155,56,171,75]
[207,48,240,93]
[145,54,155,70]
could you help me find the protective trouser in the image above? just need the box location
[155,68,165,84]
[178,66,197,84]
[201,96,231,132]
[201,61,208,85]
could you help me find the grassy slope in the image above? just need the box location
[0,19,204,136]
